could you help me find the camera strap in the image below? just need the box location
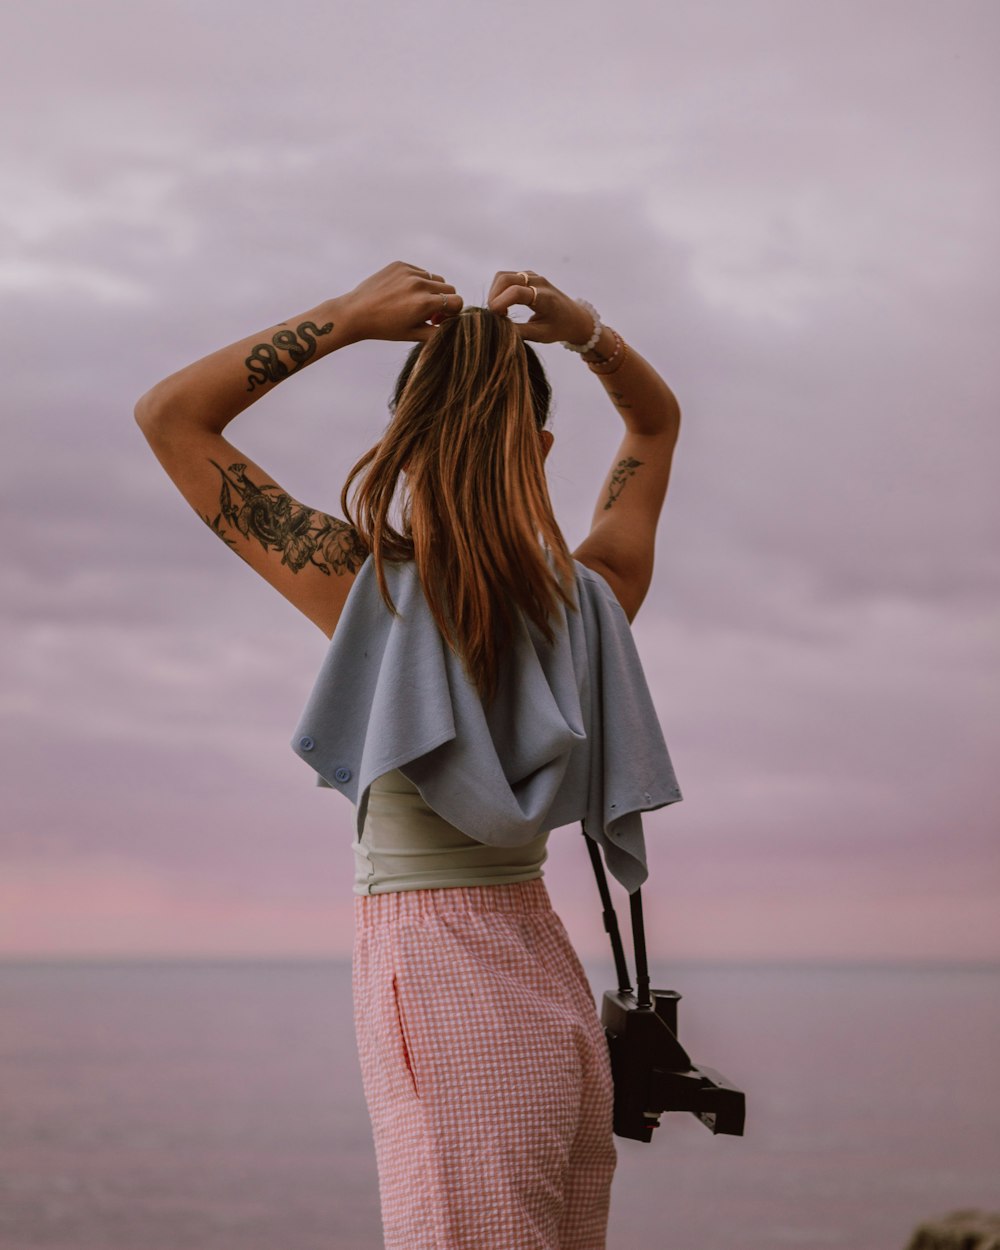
[581,823,652,1010]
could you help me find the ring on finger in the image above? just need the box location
[517,271,530,285]
[528,285,537,307]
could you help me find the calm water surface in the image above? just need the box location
[1,959,998,1250]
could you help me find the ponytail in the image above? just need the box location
[340,306,577,706]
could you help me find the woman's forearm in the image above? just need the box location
[134,294,354,434]
[581,325,682,439]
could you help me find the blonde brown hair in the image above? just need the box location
[340,306,577,706]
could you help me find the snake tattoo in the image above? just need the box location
[243,319,336,392]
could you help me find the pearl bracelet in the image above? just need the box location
[561,299,603,354]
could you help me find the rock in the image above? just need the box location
[904,1209,1000,1250]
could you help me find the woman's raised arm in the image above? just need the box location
[572,325,681,622]
[132,263,463,636]
[487,270,681,622]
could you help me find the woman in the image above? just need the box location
[134,261,682,1249]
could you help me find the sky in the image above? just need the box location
[1,0,997,964]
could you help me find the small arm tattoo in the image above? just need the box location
[608,389,632,410]
[604,457,643,511]
[244,319,335,393]
[203,459,368,575]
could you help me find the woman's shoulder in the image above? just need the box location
[571,555,631,614]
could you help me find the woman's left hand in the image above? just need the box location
[340,261,464,343]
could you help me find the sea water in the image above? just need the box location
[1,959,997,1250]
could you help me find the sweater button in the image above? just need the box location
[298,735,315,751]
[335,766,352,783]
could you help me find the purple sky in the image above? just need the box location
[2,1,997,962]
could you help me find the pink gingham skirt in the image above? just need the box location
[352,877,618,1249]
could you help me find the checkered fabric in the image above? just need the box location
[352,878,618,1249]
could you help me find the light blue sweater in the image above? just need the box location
[290,553,682,893]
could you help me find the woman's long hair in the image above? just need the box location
[340,306,578,707]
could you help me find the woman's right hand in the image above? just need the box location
[486,270,595,346]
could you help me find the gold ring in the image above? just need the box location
[518,271,530,285]
[528,285,537,307]
[440,292,448,309]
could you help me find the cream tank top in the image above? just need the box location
[353,767,550,895]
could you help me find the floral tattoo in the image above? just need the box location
[604,457,643,510]
[204,460,367,575]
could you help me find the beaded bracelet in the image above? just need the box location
[586,326,623,370]
[587,327,628,376]
[561,299,603,354]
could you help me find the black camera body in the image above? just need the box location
[581,824,747,1144]
[601,986,747,1142]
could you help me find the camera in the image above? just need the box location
[582,824,747,1143]
[601,985,746,1142]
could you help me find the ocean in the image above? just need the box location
[1,959,997,1250]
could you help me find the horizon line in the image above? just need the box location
[1,954,998,973]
